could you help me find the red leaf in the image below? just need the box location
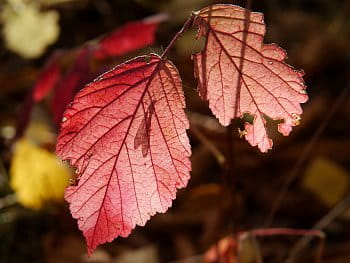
[51,48,92,125]
[93,15,166,59]
[192,5,308,152]
[33,53,61,102]
[56,54,191,254]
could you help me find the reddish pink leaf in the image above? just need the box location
[192,5,308,152]
[51,48,92,125]
[33,54,61,102]
[93,15,165,59]
[56,54,191,254]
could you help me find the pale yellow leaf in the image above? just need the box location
[302,157,349,206]
[10,139,70,209]
[2,3,59,58]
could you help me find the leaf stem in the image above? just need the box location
[225,124,237,229]
[160,13,196,59]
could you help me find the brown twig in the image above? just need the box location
[161,14,196,59]
[190,125,226,165]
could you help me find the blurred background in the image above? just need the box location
[0,0,350,262]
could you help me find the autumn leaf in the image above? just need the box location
[10,139,70,209]
[302,157,349,206]
[33,52,62,102]
[93,15,165,59]
[50,48,92,125]
[56,54,191,254]
[2,3,59,59]
[192,5,308,152]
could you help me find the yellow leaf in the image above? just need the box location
[10,139,70,209]
[302,157,349,206]
[2,3,59,58]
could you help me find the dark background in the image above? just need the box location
[0,0,350,262]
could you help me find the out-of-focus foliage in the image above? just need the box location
[136,0,207,23]
[1,0,60,58]
[302,157,349,207]
[10,138,70,209]
[39,0,83,5]
[24,120,57,145]
[204,236,237,263]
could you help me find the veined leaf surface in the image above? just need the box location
[56,54,191,254]
[193,5,308,152]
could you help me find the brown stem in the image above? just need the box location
[226,124,236,231]
[190,124,226,165]
[239,228,324,238]
[160,14,196,59]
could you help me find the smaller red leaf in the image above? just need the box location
[33,53,61,102]
[51,48,92,125]
[93,15,166,59]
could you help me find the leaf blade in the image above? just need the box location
[193,4,308,152]
[33,52,61,102]
[93,18,160,59]
[56,54,191,254]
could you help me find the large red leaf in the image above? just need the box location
[192,5,308,152]
[56,54,191,254]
